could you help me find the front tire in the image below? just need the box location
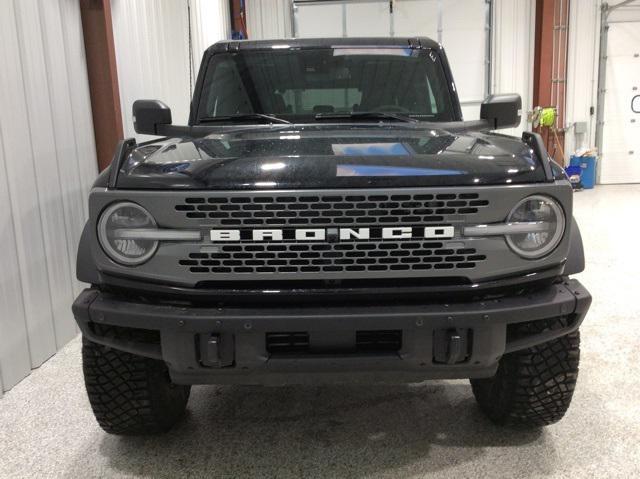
[82,337,190,435]
[470,319,580,428]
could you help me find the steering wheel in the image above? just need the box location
[375,104,411,113]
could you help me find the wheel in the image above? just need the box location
[470,318,580,428]
[82,336,190,435]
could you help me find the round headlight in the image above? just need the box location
[505,195,565,259]
[97,202,158,265]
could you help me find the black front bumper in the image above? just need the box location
[72,279,591,385]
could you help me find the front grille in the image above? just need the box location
[174,192,490,226]
[95,184,570,285]
[179,241,487,274]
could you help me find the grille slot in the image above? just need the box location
[356,330,402,352]
[266,332,310,354]
[179,242,487,274]
[175,193,489,226]
[265,330,402,354]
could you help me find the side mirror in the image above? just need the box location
[480,94,522,129]
[132,100,172,135]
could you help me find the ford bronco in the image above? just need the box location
[72,37,591,435]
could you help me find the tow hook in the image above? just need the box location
[433,328,471,365]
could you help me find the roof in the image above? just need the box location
[206,37,441,54]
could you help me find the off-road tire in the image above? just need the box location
[470,319,580,428]
[82,337,190,435]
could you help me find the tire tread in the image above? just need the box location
[471,318,580,427]
[82,336,190,435]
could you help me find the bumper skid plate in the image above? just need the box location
[73,279,591,385]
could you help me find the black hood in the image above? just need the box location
[116,124,546,190]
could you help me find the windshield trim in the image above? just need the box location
[190,46,463,126]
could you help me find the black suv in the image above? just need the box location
[73,37,591,435]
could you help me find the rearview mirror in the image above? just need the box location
[133,100,172,135]
[480,94,522,129]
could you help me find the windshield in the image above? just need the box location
[196,47,456,123]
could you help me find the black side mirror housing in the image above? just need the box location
[132,100,172,135]
[480,94,522,129]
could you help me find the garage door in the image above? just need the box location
[600,20,640,184]
[292,0,491,121]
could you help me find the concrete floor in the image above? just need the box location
[1,185,639,479]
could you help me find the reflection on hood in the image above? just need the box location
[119,124,543,190]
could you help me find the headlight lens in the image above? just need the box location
[505,195,565,259]
[97,202,158,265]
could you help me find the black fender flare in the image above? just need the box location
[564,217,585,275]
[77,221,102,284]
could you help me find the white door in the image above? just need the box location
[600,21,640,184]
[295,2,345,37]
[346,1,391,36]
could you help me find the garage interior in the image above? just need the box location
[1,0,639,477]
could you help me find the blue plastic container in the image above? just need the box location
[565,165,582,189]
[569,156,597,189]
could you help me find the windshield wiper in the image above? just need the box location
[199,113,291,124]
[315,111,417,123]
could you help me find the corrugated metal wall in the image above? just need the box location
[0,0,231,395]
[111,0,230,141]
[492,0,537,136]
[190,0,232,74]
[0,0,98,395]
[246,0,292,40]
[565,0,600,155]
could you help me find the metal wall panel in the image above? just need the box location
[565,0,602,160]
[0,101,32,394]
[1,0,56,374]
[111,0,191,141]
[112,0,230,140]
[565,0,598,157]
[189,0,231,74]
[491,0,536,136]
[246,0,293,39]
[0,0,98,393]
[15,0,78,349]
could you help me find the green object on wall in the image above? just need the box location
[539,107,557,127]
